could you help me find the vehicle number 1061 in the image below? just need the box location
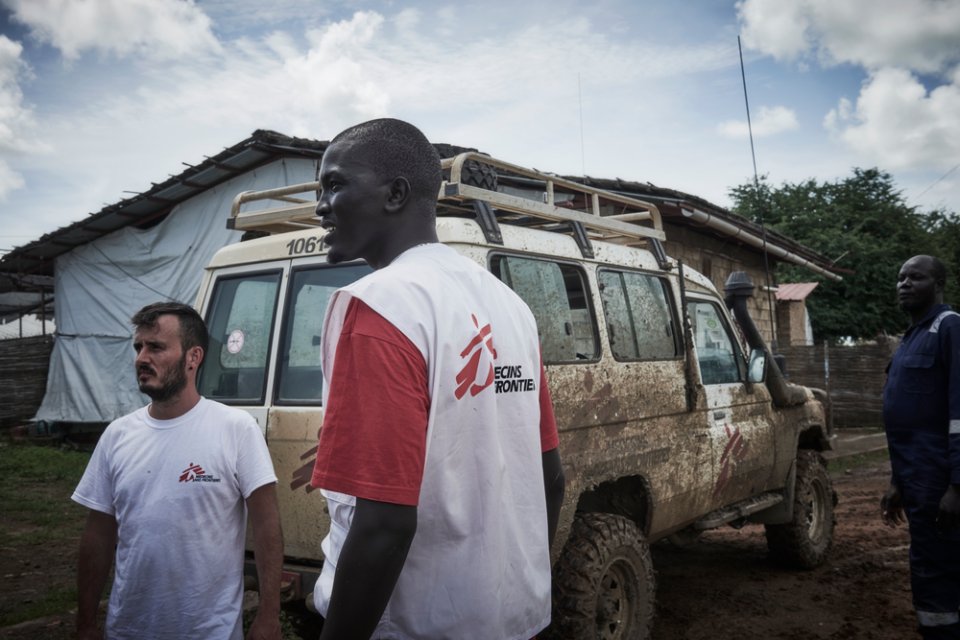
[286,236,324,256]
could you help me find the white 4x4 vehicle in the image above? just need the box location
[195,153,835,639]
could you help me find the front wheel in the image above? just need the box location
[546,512,656,640]
[765,449,837,568]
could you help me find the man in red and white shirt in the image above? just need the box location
[310,118,564,640]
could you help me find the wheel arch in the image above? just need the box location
[574,474,653,536]
[798,423,831,452]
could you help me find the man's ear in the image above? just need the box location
[187,345,204,371]
[384,176,410,214]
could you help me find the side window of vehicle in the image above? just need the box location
[686,300,745,385]
[199,271,282,403]
[490,255,598,363]
[598,270,679,360]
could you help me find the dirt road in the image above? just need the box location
[651,458,917,640]
[0,455,922,639]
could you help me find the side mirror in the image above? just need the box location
[748,348,766,383]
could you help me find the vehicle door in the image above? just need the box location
[197,258,372,562]
[686,296,775,509]
[595,267,711,525]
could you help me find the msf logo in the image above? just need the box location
[179,462,221,484]
[713,424,749,498]
[179,463,205,483]
[455,314,497,399]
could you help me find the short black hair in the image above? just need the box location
[930,256,948,287]
[131,302,209,355]
[909,254,947,287]
[331,118,442,204]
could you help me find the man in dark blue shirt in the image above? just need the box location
[882,254,960,639]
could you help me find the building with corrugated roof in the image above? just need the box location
[0,130,844,426]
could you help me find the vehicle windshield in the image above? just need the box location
[198,263,371,404]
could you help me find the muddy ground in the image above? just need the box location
[650,459,916,639]
[0,457,919,639]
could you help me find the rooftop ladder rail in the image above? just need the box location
[442,152,666,245]
[227,183,320,234]
[227,152,668,250]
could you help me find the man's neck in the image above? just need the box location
[148,391,201,421]
[909,302,941,326]
[374,228,439,269]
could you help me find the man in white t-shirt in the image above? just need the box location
[309,118,565,639]
[73,302,283,640]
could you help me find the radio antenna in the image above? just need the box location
[578,72,586,176]
[738,35,778,351]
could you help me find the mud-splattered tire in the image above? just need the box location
[546,512,655,640]
[765,450,837,569]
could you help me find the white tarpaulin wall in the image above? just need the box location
[36,158,316,423]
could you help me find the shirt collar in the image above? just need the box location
[908,303,952,332]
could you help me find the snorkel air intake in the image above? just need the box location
[724,272,807,407]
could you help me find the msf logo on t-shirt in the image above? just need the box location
[455,314,497,399]
[179,462,221,484]
[455,313,537,400]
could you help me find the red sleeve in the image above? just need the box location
[539,363,560,452]
[310,298,429,506]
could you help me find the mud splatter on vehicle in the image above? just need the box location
[195,153,835,639]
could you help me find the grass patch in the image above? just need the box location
[0,442,90,546]
[0,441,92,626]
[0,442,90,481]
[827,448,891,475]
[0,586,77,627]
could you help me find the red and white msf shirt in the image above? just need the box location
[311,243,559,640]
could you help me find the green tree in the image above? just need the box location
[729,168,934,342]
[921,208,960,305]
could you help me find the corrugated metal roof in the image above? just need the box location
[573,175,842,274]
[776,282,819,301]
[0,130,329,279]
[0,129,843,318]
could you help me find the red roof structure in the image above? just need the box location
[776,282,819,302]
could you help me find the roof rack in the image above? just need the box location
[227,152,668,262]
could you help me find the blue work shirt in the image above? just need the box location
[883,303,960,502]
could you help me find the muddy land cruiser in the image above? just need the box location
[194,152,836,639]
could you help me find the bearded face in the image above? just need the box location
[137,349,189,401]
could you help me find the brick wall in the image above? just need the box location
[663,222,778,344]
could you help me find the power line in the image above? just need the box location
[914,163,960,202]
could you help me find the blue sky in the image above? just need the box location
[1,0,958,257]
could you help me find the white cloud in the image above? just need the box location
[0,35,31,200]
[735,0,811,61]
[63,9,738,144]
[0,36,28,151]
[4,6,750,246]
[717,105,799,138]
[740,0,960,200]
[738,0,960,74]
[825,67,960,172]
[3,0,221,61]
[0,159,24,197]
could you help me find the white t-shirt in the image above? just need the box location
[73,398,277,640]
[314,244,552,640]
